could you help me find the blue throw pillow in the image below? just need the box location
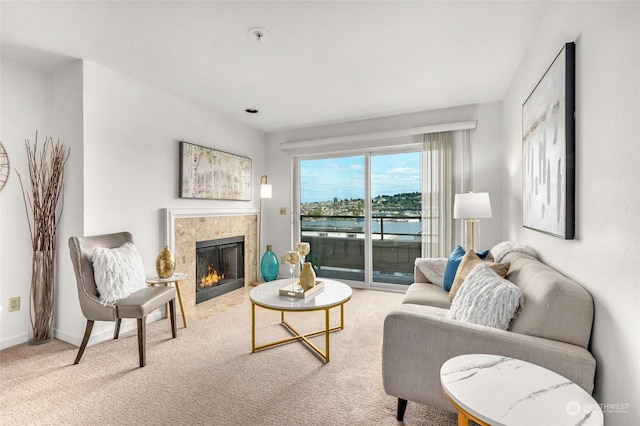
[443,246,490,291]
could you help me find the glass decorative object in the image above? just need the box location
[260,245,279,282]
[296,242,310,274]
[29,249,55,344]
[284,250,301,291]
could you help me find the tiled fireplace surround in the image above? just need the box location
[164,208,258,318]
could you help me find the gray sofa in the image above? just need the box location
[382,249,596,421]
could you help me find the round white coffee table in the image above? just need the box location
[249,278,352,362]
[440,354,603,426]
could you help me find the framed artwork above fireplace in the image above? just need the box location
[522,42,575,239]
[179,141,252,200]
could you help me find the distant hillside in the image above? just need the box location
[301,192,421,217]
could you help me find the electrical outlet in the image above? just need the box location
[9,297,20,312]
[280,207,286,215]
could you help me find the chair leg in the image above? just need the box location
[169,299,177,338]
[74,320,94,365]
[397,398,408,421]
[114,318,122,339]
[137,317,146,368]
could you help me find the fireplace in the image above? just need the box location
[196,236,245,304]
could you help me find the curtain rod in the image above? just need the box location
[280,120,477,151]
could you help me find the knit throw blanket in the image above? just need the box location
[414,258,447,287]
[490,241,538,263]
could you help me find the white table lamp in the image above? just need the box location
[453,192,492,251]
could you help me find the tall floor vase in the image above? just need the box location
[29,250,55,345]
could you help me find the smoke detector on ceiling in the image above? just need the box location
[248,27,270,42]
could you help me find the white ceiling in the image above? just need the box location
[1,1,546,132]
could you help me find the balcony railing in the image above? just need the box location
[300,214,424,285]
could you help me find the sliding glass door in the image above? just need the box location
[370,152,422,284]
[299,156,366,282]
[298,150,422,287]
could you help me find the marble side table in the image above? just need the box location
[440,353,603,426]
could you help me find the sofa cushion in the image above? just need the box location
[443,263,523,330]
[449,250,510,302]
[402,282,451,309]
[443,246,490,291]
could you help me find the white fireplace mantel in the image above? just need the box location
[163,207,259,251]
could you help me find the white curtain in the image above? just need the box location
[421,132,453,258]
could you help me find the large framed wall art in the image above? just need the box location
[522,42,575,239]
[179,141,252,200]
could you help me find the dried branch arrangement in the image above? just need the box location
[17,132,70,343]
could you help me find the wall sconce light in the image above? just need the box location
[453,191,492,251]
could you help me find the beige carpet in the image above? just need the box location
[0,288,458,425]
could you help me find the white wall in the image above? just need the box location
[0,58,267,348]
[1,58,53,347]
[264,102,504,267]
[501,2,639,423]
[50,60,85,344]
[470,101,503,249]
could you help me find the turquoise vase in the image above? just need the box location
[260,245,279,282]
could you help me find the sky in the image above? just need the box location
[300,152,421,203]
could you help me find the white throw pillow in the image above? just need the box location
[443,263,523,330]
[92,242,146,305]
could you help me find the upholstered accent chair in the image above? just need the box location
[68,232,177,367]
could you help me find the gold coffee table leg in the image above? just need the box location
[251,302,256,352]
[252,304,346,362]
[325,308,330,362]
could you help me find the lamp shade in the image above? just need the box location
[259,175,272,199]
[453,192,492,219]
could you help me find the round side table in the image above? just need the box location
[146,272,188,328]
[440,354,603,426]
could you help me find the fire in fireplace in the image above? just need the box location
[200,265,224,287]
[195,236,245,304]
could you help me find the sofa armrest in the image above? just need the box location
[382,304,596,413]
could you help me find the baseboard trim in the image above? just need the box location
[0,332,29,350]
[0,311,165,350]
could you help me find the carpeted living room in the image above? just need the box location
[1,2,638,426]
